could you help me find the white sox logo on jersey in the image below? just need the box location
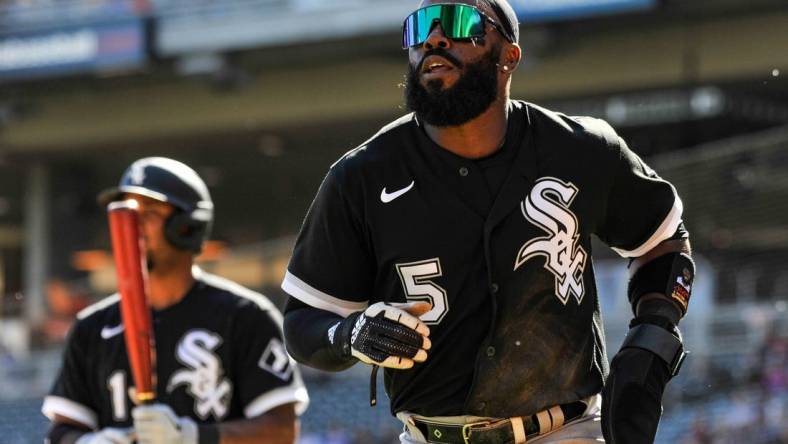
[167,330,232,420]
[515,177,587,305]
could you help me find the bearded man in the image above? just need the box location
[282,1,694,443]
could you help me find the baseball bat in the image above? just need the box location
[108,199,156,403]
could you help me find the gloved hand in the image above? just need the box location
[601,341,672,444]
[132,404,198,444]
[329,301,432,369]
[74,428,133,444]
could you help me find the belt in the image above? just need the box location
[413,400,587,444]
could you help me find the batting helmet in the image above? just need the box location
[98,157,214,253]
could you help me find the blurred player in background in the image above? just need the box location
[42,157,308,444]
[282,0,694,443]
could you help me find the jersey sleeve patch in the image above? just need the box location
[243,385,310,418]
[281,271,368,317]
[258,338,293,381]
[611,192,683,258]
[41,395,98,429]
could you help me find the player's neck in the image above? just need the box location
[147,262,195,310]
[423,97,509,159]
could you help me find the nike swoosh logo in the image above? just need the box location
[380,181,415,203]
[101,324,125,339]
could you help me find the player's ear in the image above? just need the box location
[500,43,522,73]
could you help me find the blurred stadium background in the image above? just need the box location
[0,0,787,442]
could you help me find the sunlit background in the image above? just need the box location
[0,0,787,443]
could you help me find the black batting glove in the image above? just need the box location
[328,302,432,369]
[602,317,679,444]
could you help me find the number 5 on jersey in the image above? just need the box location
[396,258,448,325]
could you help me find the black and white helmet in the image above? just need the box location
[99,157,213,253]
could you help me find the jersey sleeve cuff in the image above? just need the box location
[611,190,683,258]
[281,271,367,318]
[42,395,98,429]
[244,385,310,418]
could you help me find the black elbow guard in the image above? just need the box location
[628,252,695,318]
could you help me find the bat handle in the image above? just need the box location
[136,391,156,404]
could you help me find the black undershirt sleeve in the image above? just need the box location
[283,298,357,372]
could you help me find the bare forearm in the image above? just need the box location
[48,416,91,444]
[50,430,83,444]
[217,405,298,444]
[217,421,296,444]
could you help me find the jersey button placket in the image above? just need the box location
[459,166,469,177]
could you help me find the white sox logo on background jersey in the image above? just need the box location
[167,329,232,420]
[514,177,587,305]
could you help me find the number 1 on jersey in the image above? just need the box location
[396,258,448,324]
[107,370,128,421]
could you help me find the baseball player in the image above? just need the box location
[43,157,309,444]
[281,0,694,443]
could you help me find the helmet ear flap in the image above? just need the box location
[164,211,207,253]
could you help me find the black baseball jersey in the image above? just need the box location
[43,268,309,429]
[282,100,682,418]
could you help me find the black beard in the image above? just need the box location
[405,43,501,127]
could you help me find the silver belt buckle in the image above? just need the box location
[461,420,491,444]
